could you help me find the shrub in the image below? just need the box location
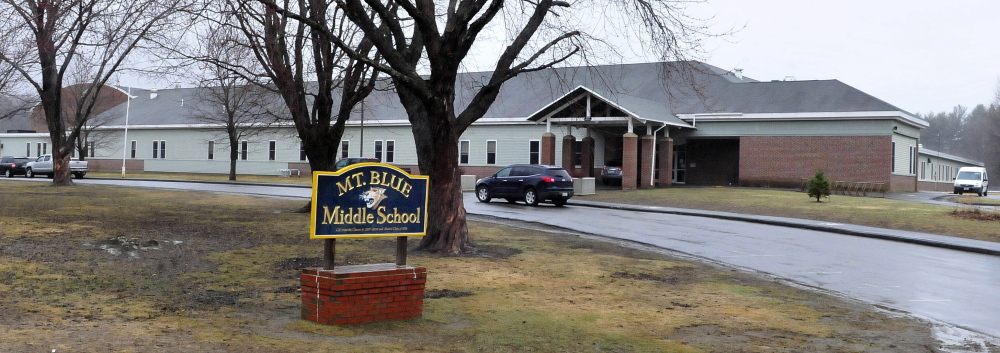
[807,170,831,202]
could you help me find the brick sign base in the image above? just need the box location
[300,263,426,325]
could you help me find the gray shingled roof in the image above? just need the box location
[95,61,911,126]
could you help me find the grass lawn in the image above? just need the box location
[0,182,940,352]
[580,187,1000,243]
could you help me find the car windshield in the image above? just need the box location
[957,171,982,180]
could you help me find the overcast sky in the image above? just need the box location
[692,0,1000,115]
[132,1,998,117]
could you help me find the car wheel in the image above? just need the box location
[553,198,567,207]
[476,185,492,203]
[74,172,84,179]
[26,168,34,178]
[4,169,11,178]
[523,188,539,206]
[978,190,984,197]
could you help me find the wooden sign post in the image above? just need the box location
[302,163,429,325]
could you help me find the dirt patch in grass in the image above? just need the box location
[0,182,944,352]
[424,289,473,299]
[951,209,1000,222]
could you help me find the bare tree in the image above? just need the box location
[186,23,274,181]
[0,0,191,185]
[266,0,712,254]
[188,1,381,190]
[0,51,34,123]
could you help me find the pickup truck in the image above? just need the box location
[25,154,89,179]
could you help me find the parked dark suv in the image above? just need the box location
[0,156,30,178]
[333,157,380,171]
[475,164,574,206]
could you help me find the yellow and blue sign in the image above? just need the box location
[310,163,429,239]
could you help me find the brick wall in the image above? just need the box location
[918,180,954,192]
[622,133,638,189]
[739,136,893,187]
[86,158,145,173]
[301,264,426,326]
[889,174,917,192]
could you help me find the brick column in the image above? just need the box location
[541,132,556,165]
[622,133,638,189]
[581,136,595,177]
[562,135,577,175]
[658,137,674,186]
[640,135,655,188]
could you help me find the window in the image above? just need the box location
[920,161,926,179]
[573,141,583,166]
[909,146,916,175]
[486,140,497,165]
[42,143,47,155]
[340,141,349,159]
[300,143,307,161]
[26,142,30,157]
[891,142,896,172]
[374,140,383,161]
[208,141,215,160]
[87,141,95,158]
[152,141,165,159]
[240,141,248,160]
[268,140,276,161]
[130,141,136,159]
[529,140,540,165]
[385,140,394,163]
[459,140,470,164]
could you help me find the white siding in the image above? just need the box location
[891,133,917,175]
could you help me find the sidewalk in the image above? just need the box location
[566,198,1000,257]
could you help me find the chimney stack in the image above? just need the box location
[150,88,158,99]
[734,68,743,80]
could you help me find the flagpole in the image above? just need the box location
[121,87,132,178]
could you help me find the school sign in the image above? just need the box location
[310,163,429,238]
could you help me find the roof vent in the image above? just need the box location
[734,68,743,80]
[175,81,181,89]
[150,88,158,99]
[783,76,796,81]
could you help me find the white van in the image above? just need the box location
[953,167,989,196]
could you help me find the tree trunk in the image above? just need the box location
[416,157,474,254]
[229,142,238,181]
[409,101,474,254]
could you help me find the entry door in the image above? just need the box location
[673,149,686,184]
